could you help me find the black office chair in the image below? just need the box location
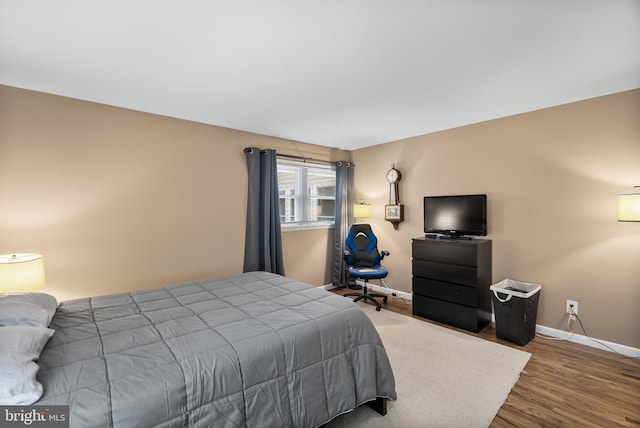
[343,224,390,311]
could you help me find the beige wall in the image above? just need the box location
[0,85,347,301]
[2,85,639,348]
[352,89,640,348]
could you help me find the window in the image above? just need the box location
[278,160,336,230]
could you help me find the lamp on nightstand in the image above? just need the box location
[0,253,46,293]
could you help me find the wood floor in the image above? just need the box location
[330,288,640,427]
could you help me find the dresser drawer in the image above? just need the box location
[412,295,481,332]
[412,240,477,266]
[412,277,478,307]
[411,236,492,333]
[412,260,478,286]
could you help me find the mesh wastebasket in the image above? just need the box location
[490,279,541,346]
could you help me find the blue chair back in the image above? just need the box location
[345,224,382,267]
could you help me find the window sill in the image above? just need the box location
[281,222,335,232]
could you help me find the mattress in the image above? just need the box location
[35,271,396,427]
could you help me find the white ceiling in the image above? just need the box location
[1,1,639,150]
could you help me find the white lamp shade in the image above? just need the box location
[353,203,371,219]
[618,194,640,222]
[0,253,46,293]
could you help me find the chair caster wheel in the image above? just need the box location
[383,297,388,304]
[376,307,381,311]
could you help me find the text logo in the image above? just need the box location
[1,406,69,427]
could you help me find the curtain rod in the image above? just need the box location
[244,147,352,167]
[277,153,337,166]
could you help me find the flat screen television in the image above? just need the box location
[423,194,487,238]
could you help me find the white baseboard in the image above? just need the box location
[365,282,413,301]
[487,312,640,357]
[321,280,413,301]
[533,324,640,358]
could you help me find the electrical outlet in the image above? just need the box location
[566,300,578,315]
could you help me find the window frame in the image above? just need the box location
[277,159,336,232]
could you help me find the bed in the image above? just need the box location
[25,271,396,427]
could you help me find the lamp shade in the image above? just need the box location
[618,194,640,222]
[353,203,371,219]
[0,253,46,293]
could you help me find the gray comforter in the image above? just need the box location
[36,271,396,427]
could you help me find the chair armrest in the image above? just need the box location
[380,250,390,260]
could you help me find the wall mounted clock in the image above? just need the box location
[385,164,404,230]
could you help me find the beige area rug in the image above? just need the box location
[323,303,531,428]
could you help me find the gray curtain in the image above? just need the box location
[243,147,285,275]
[332,161,354,285]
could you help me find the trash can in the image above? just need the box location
[490,279,541,346]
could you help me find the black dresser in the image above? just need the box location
[412,236,492,332]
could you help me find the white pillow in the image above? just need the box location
[0,326,55,405]
[0,302,51,327]
[0,293,58,327]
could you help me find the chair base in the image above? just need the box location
[344,283,388,311]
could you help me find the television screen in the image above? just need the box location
[424,194,487,237]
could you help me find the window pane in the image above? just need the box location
[315,199,335,220]
[280,197,295,222]
[308,172,336,197]
[278,170,295,196]
[277,160,336,227]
